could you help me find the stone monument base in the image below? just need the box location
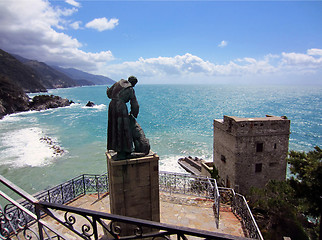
[106,151,160,237]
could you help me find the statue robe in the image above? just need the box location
[107,79,139,153]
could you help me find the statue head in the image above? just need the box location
[128,76,138,87]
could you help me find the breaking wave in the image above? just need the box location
[0,127,65,168]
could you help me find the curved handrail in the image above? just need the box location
[0,176,69,239]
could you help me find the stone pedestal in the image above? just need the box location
[106,152,160,236]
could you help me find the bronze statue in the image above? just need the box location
[107,76,150,159]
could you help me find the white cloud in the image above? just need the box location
[0,0,114,71]
[65,0,80,8]
[218,40,228,48]
[307,48,322,56]
[102,50,322,84]
[281,51,322,71]
[70,21,82,30]
[0,0,320,84]
[104,53,272,78]
[85,18,119,32]
[103,54,216,80]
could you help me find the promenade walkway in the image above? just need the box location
[56,192,245,239]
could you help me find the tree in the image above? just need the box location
[249,181,309,240]
[288,146,322,239]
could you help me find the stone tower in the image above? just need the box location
[213,115,290,194]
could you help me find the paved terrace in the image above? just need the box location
[45,192,245,239]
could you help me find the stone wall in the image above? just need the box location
[213,115,290,194]
[106,152,160,236]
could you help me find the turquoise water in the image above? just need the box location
[0,84,321,194]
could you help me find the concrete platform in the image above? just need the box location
[56,192,245,239]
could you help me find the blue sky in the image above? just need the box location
[0,0,322,84]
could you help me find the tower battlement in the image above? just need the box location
[214,115,290,136]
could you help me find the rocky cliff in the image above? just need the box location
[0,49,46,93]
[0,76,73,119]
[0,75,30,118]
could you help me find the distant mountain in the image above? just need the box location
[0,49,115,118]
[12,52,115,86]
[52,66,115,85]
[11,53,30,63]
[0,49,47,92]
[24,60,79,89]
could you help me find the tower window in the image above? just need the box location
[255,163,262,173]
[274,143,277,149]
[256,143,263,152]
[221,155,226,163]
[226,175,230,188]
[269,162,278,167]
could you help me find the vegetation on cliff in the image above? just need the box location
[24,60,78,89]
[0,75,30,118]
[248,146,322,240]
[0,49,46,92]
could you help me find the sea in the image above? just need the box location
[0,84,321,195]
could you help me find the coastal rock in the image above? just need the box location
[29,95,72,111]
[85,101,95,107]
[40,136,65,156]
[0,76,74,119]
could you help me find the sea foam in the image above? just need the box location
[0,127,64,168]
[82,104,106,111]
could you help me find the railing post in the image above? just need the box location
[35,204,44,240]
[92,216,99,240]
[72,178,75,199]
[61,184,64,204]
[83,174,86,195]
[47,190,51,203]
[105,174,108,192]
[96,175,100,199]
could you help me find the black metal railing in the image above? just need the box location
[38,199,250,240]
[0,175,68,239]
[0,172,261,239]
[35,173,109,204]
[0,174,251,240]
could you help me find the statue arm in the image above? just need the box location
[106,85,114,99]
[129,88,139,118]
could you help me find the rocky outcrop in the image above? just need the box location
[29,95,73,111]
[85,101,95,107]
[0,75,73,119]
[40,136,65,156]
